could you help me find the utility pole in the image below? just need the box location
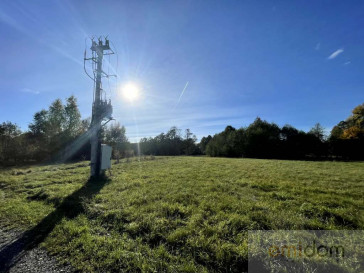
[85,37,114,178]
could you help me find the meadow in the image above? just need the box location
[0,156,363,272]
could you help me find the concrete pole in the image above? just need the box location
[90,44,103,177]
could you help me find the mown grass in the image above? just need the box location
[0,157,363,272]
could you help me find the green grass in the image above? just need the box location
[0,157,363,272]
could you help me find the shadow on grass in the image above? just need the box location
[0,175,110,272]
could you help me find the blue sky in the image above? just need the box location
[0,0,363,141]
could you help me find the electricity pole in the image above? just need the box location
[85,37,114,178]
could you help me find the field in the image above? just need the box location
[0,157,363,272]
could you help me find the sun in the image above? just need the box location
[121,82,140,102]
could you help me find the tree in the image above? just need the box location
[64,96,82,139]
[244,118,280,158]
[48,99,66,137]
[104,122,129,157]
[205,126,244,157]
[330,103,364,140]
[0,122,22,163]
[183,129,198,155]
[29,110,49,136]
[199,135,212,154]
[329,103,364,160]
[279,125,308,159]
[341,104,364,139]
[165,127,183,155]
[309,123,325,141]
[330,121,347,140]
[138,127,199,156]
[350,103,364,128]
[47,99,66,157]
[28,109,50,161]
[27,97,84,162]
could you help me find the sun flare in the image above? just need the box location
[121,82,140,102]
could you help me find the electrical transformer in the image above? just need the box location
[101,144,112,170]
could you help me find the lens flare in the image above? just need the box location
[121,82,140,102]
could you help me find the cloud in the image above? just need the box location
[328,49,344,60]
[21,88,40,95]
[344,61,351,65]
[315,43,320,50]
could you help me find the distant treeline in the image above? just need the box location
[0,98,363,165]
[138,103,364,160]
[138,127,200,156]
[201,117,363,160]
[201,103,364,160]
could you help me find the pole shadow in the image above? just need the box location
[0,175,110,272]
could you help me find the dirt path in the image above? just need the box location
[0,228,73,273]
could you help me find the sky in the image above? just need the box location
[0,0,363,142]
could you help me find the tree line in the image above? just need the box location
[1,97,363,165]
[138,127,200,156]
[0,96,130,166]
[200,103,364,160]
[137,103,363,160]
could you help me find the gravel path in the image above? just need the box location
[0,228,73,273]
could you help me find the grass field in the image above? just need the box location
[0,157,363,272]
